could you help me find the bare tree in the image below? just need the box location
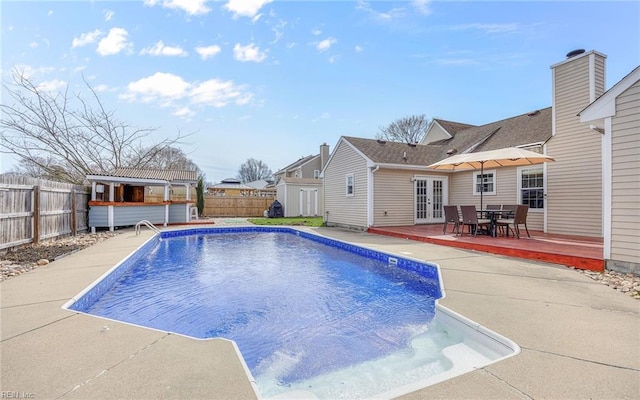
[134,145,203,176]
[0,68,191,184]
[237,158,272,183]
[377,114,431,144]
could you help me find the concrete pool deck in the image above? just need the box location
[1,222,638,399]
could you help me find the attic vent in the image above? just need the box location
[377,139,387,144]
[566,49,585,59]
[407,143,417,147]
[527,110,540,117]
[446,148,457,155]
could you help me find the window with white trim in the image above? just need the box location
[314,170,320,179]
[518,167,545,209]
[473,169,496,196]
[345,174,354,196]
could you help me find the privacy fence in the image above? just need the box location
[203,195,276,217]
[0,175,89,250]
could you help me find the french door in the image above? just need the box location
[414,176,448,224]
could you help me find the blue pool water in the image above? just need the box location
[69,227,463,398]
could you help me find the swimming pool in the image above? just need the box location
[65,227,519,399]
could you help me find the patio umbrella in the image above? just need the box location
[427,147,556,210]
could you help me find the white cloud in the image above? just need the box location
[233,43,267,62]
[140,41,188,57]
[190,79,253,107]
[97,28,131,56]
[94,84,109,92]
[316,37,336,53]
[356,1,408,22]
[412,0,432,15]
[143,0,211,15]
[121,72,253,110]
[48,10,53,16]
[29,42,39,48]
[12,65,56,80]
[72,29,103,48]
[173,106,195,118]
[195,45,221,60]
[224,0,272,18]
[104,9,115,21]
[451,23,518,34]
[122,72,190,102]
[355,45,364,53]
[37,79,67,92]
[311,28,322,36]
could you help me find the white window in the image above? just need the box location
[473,169,496,196]
[518,167,545,210]
[314,170,320,179]
[345,174,354,196]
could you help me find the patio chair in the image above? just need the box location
[498,205,530,238]
[459,205,491,237]
[442,205,462,234]
[497,204,518,236]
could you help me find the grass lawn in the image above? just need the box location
[247,216,324,227]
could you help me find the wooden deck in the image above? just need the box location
[367,224,604,272]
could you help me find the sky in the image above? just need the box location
[1,0,639,184]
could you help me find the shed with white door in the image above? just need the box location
[276,177,323,217]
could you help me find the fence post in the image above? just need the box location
[71,188,77,236]
[33,185,40,244]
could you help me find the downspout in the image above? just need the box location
[368,165,380,227]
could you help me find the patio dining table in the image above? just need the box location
[477,209,513,237]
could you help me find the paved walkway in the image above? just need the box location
[1,224,638,399]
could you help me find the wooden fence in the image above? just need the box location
[0,175,89,250]
[203,195,276,217]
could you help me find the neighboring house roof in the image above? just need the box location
[87,167,198,183]
[208,180,254,190]
[245,179,275,189]
[274,154,318,175]
[430,107,552,155]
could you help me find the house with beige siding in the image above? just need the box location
[322,49,639,273]
[579,66,640,274]
[274,143,330,217]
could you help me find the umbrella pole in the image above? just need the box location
[480,161,484,211]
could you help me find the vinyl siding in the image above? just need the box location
[300,158,322,179]
[610,80,640,263]
[113,205,165,226]
[371,169,415,227]
[547,53,605,237]
[448,168,544,231]
[323,141,369,229]
[422,124,450,144]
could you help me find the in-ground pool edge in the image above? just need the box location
[61,226,520,400]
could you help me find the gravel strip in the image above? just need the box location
[1,232,120,282]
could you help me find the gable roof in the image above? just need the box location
[430,107,552,154]
[87,167,198,183]
[432,118,477,135]
[274,154,319,175]
[579,65,640,125]
[341,137,444,167]
[332,107,552,170]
